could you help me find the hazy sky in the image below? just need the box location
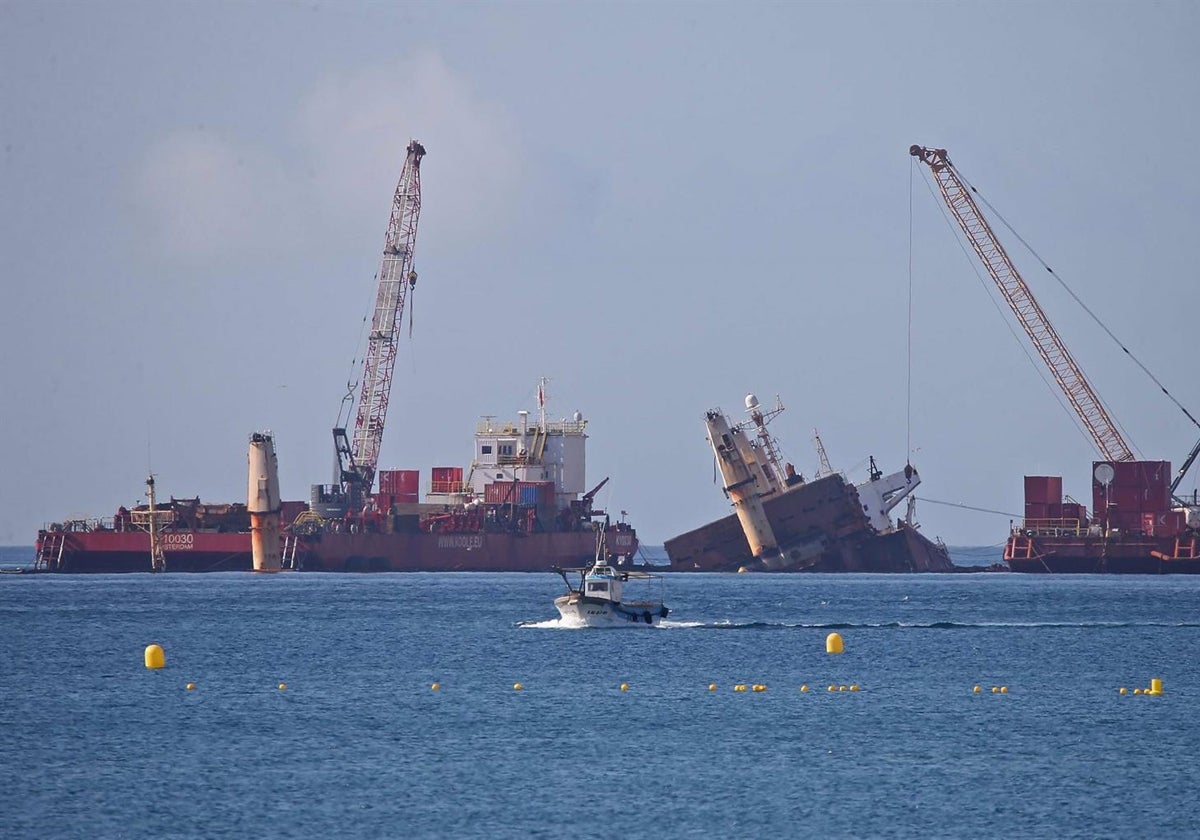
[3,0,1198,548]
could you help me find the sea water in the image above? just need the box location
[2,545,1199,839]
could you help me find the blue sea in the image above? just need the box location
[3,544,1199,839]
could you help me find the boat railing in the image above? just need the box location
[1020,517,1085,537]
[476,419,587,436]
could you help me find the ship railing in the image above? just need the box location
[430,480,469,494]
[475,419,587,436]
[1021,517,1084,537]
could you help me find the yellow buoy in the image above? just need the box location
[431,682,440,691]
[828,685,836,692]
[1150,678,1163,695]
[1134,688,1143,695]
[838,685,847,692]
[850,685,860,692]
[278,683,287,690]
[708,683,717,691]
[973,685,981,694]
[143,644,165,670]
[620,683,629,692]
[752,684,765,692]
[513,683,523,691]
[1119,687,1127,695]
[1000,686,1008,694]
[737,566,748,573]
[800,685,809,693]
[826,632,844,655]
[186,683,195,691]
[991,686,999,694]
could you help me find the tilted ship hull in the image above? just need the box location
[665,472,953,573]
[665,395,955,573]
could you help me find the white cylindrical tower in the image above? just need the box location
[248,431,282,572]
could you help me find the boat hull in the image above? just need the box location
[553,594,667,627]
[35,525,639,573]
[1004,532,1200,573]
[665,473,955,572]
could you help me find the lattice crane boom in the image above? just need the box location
[339,140,426,492]
[910,145,1134,463]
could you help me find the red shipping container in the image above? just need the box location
[1024,502,1048,521]
[431,467,463,494]
[1060,502,1085,522]
[1024,476,1063,506]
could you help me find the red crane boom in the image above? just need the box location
[335,140,426,493]
[910,145,1134,463]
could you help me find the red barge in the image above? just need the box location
[34,405,638,573]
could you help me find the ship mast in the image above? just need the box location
[910,145,1134,463]
[335,140,427,496]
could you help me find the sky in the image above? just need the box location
[2,0,1199,549]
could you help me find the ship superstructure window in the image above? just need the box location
[587,581,609,593]
[481,445,493,455]
[499,443,515,456]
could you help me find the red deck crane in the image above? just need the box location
[910,145,1135,463]
[334,140,426,495]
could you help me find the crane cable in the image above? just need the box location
[915,496,1022,520]
[956,164,1200,437]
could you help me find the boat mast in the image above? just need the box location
[146,474,166,573]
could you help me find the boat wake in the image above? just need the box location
[692,619,1200,630]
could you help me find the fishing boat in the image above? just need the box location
[553,532,669,627]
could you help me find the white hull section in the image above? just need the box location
[554,595,665,628]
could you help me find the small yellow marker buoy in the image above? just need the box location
[513,683,523,691]
[1150,678,1163,695]
[752,684,765,692]
[431,682,440,691]
[1119,687,1127,695]
[826,632,844,655]
[708,683,717,691]
[991,686,999,694]
[838,685,847,692]
[850,685,860,692]
[737,566,749,573]
[186,683,195,691]
[1134,688,1143,695]
[1000,686,1008,694]
[973,685,981,694]
[278,683,287,690]
[620,683,629,692]
[828,685,836,692]
[144,644,165,670]
[800,685,809,693]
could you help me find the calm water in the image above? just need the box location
[2,545,1199,839]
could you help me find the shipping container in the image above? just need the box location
[484,481,555,506]
[377,469,420,496]
[1024,476,1063,506]
[1060,502,1085,522]
[431,466,464,494]
[1024,502,1048,521]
